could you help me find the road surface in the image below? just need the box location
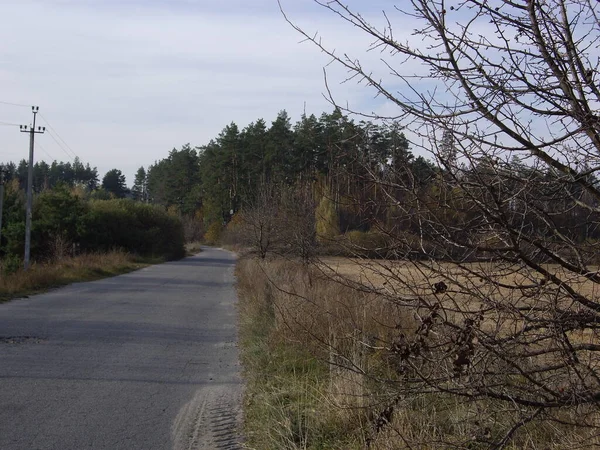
[0,247,242,450]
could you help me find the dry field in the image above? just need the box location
[238,255,600,449]
[320,256,600,299]
[319,256,600,336]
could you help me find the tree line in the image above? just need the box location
[0,158,130,199]
[0,158,184,268]
[138,109,437,231]
[132,107,600,259]
[4,105,596,266]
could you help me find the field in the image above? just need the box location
[237,255,600,449]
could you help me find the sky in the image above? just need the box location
[0,0,411,186]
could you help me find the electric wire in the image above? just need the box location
[36,142,56,162]
[0,100,30,108]
[38,114,78,160]
[0,108,79,163]
[44,129,77,162]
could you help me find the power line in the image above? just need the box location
[36,142,56,161]
[0,120,20,127]
[0,100,30,108]
[45,128,77,162]
[38,113,78,160]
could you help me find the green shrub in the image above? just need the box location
[32,184,88,260]
[315,195,339,241]
[203,221,223,245]
[0,186,185,262]
[343,230,389,258]
[1,254,22,275]
[81,199,185,260]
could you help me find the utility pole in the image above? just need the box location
[0,170,4,248]
[20,106,45,271]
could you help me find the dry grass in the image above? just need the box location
[184,241,204,256]
[320,257,600,343]
[321,256,600,300]
[237,256,416,449]
[0,251,150,302]
[238,255,600,449]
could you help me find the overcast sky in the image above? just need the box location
[0,0,411,185]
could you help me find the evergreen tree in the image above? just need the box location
[239,119,268,192]
[33,161,50,192]
[146,145,201,214]
[102,169,128,198]
[82,163,99,190]
[17,159,28,190]
[132,166,148,202]
[266,111,294,183]
[438,128,458,172]
[293,114,324,179]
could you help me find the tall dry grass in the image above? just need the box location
[237,256,600,449]
[0,251,147,301]
[237,257,414,449]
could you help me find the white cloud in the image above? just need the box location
[0,0,419,184]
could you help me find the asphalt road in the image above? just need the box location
[0,247,242,450]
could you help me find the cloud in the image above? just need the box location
[0,0,421,184]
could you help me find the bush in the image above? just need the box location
[1,254,22,275]
[81,199,185,260]
[0,185,185,263]
[315,195,339,241]
[33,184,88,260]
[203,221,223,245]
[342,230,390,258]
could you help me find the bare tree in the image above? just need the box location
[279,182,317,264]
[281,0,600,447]
[241,182,280,259]
[240,181,317,262]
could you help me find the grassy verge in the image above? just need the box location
[0,251,157,302]
[237,257,380,449]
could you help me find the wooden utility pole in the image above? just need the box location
[0,171,4,248]
[20,106,45,270]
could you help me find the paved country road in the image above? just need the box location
[0,247,242,450]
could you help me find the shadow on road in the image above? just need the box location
[169,256,236,268]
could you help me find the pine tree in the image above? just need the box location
[438,128,458,172]
[102,169,128,198]
[132,166,147,202]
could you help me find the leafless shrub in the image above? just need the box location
[278,183,317,263]
[239,183,280,258]
[49,233,72,261]
[181,215,204,243]
[238,182,317,262]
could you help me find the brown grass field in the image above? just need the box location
[238,255,600,449]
